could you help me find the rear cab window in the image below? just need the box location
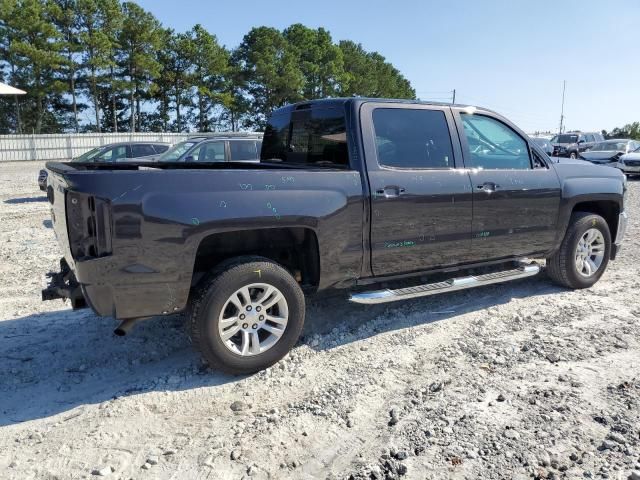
[261,106,349,168]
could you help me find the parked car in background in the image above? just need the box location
[157,135,263,163]
[530,137,553,156]
[38,142,170,191]
[550,132,604,158]
[618,144,640,176]
[579,139,640,171]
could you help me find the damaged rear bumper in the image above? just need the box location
[42,258,87,310]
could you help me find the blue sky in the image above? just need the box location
[136,0,640,134]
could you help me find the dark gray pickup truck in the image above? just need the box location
[43,98,628,374]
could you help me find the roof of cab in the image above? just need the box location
[273,97,490,115]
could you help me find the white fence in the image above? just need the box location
[0,132,190,162]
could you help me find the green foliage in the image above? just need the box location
[605,122,640,140]
[118,1,162,131]
[339,40,415,99]
[283,24,346,99]
[0,1,416,133]
[234,26,304,127]
[1,0,68,133]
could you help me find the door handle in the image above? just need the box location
[476,182,500,192]
[376,186,406,198]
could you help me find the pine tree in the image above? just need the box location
[234,26,304,128]
[118,1,162,132]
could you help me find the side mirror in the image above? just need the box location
[184,155,195,162]
[577,139,585,144]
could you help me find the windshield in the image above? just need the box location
[158,140,199,162]
[553,134,579,144]
[72,147,105,162]
[532,138,548,146]
[589,142,627,152]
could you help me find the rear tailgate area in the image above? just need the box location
[45,163,75,270]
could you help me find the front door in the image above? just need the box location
[453,110,562,260]
[362,103,474,276]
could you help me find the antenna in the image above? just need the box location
[558,80,566,134]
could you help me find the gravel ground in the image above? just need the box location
[0,161,639,480]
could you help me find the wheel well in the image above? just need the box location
[572,201,619,237]
[192,228,320,292]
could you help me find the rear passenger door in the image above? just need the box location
[453,109,561,261]
[362,102,474,276]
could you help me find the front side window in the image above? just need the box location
[230,141,259,161]
[72,147,103,162]
[96,145,127,162]
[261,107,348,168]
[372,108,454,169]
[460,114,531,170]
[158,141,199,162]
[187,142,225,162]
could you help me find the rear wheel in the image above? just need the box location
[546,212,611,289]
[189,257,305,374]
[569,151,578,159]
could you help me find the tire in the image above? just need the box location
[569,151,578,159]
[189,256,305,375]
[546,212,611,289]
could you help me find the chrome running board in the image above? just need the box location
[349,264,540,305]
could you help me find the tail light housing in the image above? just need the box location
[66,191,112,259]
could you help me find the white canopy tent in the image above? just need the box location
[0,82,26,133]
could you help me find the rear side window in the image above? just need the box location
[261,107,348,168]
[230,141,259,161]
[131,144,156,157]
[372,108,454,169]
[460,114,531,170]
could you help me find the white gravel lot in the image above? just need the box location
[0,161,639,480]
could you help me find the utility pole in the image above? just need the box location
[558,80,566,134]
[451,89,456,104]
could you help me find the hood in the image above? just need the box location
[551,157,591,166]
[580,151,621,162]
[551,159,625,182]
[620,152,640,161]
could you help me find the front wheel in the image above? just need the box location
[546,212,611,289]
[569,151,578,159]
[189,257,305,374]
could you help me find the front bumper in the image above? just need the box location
[611,211,628,260]
[619,163,640,174]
